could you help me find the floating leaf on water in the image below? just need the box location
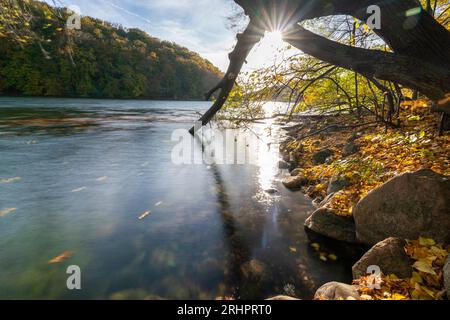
[138,211,151,220]
[0,208,17,217]
[48,251,73,264]
[96,176,109,181]
[71,187,86,193]
[155,201,163,207]
[0,177,21,184]
[328,253,338,261]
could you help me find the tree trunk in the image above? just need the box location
[283,25,450,100]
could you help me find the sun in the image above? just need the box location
[244,30,285,69]
[244,29,299,72]
[263,31,284,48]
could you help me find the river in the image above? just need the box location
[0,97,355,299]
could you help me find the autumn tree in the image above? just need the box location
[192,0,450,133]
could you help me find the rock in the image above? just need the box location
[290,168,303,176]
[354,169,450,245]
[327,174,351,194]
[266,295,300,300]
[318,192,335,207]
[342,141,359,157]
[265,188,278,194]
[444,255,450,299]
[314,282,360,300]
[352,237,412,279]
[241,259,267,282]
[305,206,357,243]
[282,175,308,190]
[313,149,334,164]
[278,160,290,169]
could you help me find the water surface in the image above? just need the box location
[0,97,355,299]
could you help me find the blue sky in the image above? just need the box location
[45,0,242,71]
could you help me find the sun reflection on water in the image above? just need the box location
[254,102,284,195]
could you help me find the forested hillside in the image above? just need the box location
[0,0,223,99]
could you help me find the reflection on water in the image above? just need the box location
[0,97,357,300]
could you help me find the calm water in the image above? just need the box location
[0,97,355,300]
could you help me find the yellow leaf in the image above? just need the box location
[391,293,408,300]
[48,251,73,264]
[138,211,151,220]
[413,260,436,275]
[418,237,435,246]
[411,271,423,284]
[328,254,338,261]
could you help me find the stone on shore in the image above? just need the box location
[352,237,412,279]
[312,148,334,164]
[444,255,450,299]
[314,282,360,300]
[305,206,357,243]
[282,175,308,190]
[327,174,351,194]
[353,169,450,245]
[342,141,359,157]
[266,295,300,300]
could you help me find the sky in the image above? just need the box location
[44,0,297,72]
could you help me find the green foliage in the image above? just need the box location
[0,0,223,99]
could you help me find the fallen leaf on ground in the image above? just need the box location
[413,260,437,275]
[48,251,73,264]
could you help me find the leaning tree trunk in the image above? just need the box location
[191,0,450,133]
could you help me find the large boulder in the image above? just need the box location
[353,169,450,245]
[282,175,308,190]
[314,282,360,300]
[444,255,450,299]
[305,207,357,243]
[352,237,412,279]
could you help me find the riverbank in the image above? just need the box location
[276,99,450,300]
